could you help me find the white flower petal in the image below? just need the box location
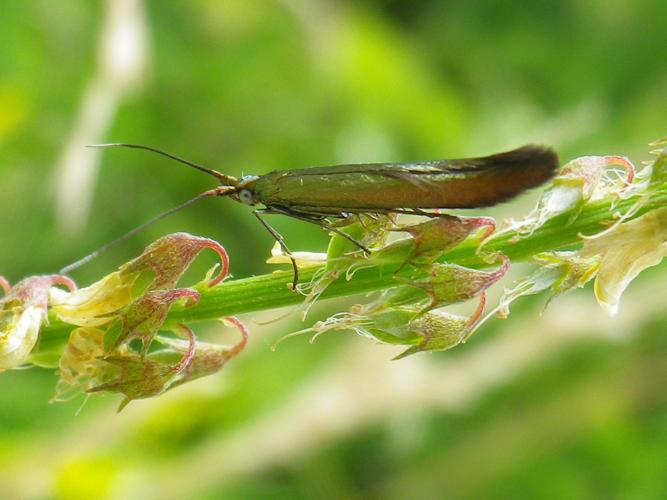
[583,208,667,316]
[0,306,45,370]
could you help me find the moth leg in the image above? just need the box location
[320,220,371,254]
[266,206,371,254]
[253,210,299,290]
[410,208,444,218]
[296,215,371,254]
[380,208,444,218]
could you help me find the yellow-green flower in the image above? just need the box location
[582,207,667,316]
[0,275,76,370]
[50,232,229,327]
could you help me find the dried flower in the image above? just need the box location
[494,155,634,238]
[113,288,200,354]
[88,325,196,411]
[50,233,246,409]
[496,252,600,318]
[55,327,108,401]
[286,293,486,359]
[157,316,248,387]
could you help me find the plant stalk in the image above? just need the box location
[35,190,667,358]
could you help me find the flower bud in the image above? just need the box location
[393,215,495,267]
[397,254,509,311]
[398,311,469,358]
[157,317,248,387]
[121,232,229,289]
[113,288,200,354]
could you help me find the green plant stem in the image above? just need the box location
[35,191,667,358]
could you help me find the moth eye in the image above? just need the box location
[239,189,254,205]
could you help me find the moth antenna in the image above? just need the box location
[59,188,229,275]
[87,143,238,186]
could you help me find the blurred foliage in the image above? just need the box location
[1,1,666,498]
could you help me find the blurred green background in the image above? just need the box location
[1,1,667,499]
